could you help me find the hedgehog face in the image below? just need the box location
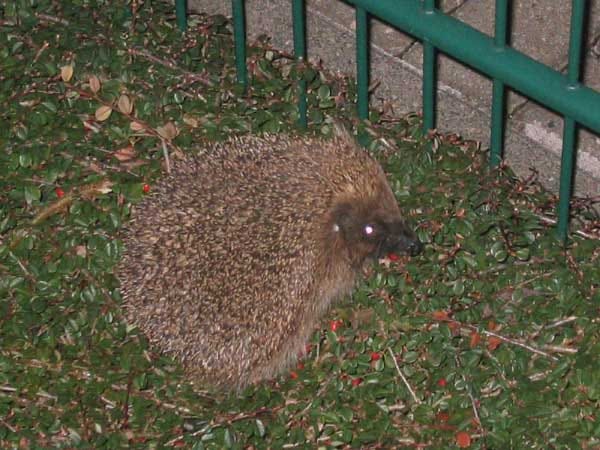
[331,201,422,266]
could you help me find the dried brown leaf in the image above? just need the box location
[113,145,136,161]
[60,64,73,82]
[89,75,101,93]
[95,105,112,122]
[130,121,145,132]
[469,331,481,348]
[157,121,178,140]
[117,94,133,115]
[183,114,199,128]
[119,159,148,170]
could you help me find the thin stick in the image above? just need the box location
[0,419,17,433]
[429,313,562,361]
[454,355,484,436]
[545,316,578,329]
[535,214,598,240]
[128,47,213,87]
[10,252,33,279]
[33,41,49,64]
[387,347,421,404]
[479,328,560,361]
[162,139,171,174]
[35,13,70,25]
[542,345,578,354]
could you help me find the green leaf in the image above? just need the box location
[23,185,41,204]
[317,84,330,100]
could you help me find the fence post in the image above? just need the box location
[292,0,308,128]
[557,0,586,241]
[489,0,508,167]
[422,0,437,135]
[356,7,369,121]
[232,0,248,89]
[175,0,187,31]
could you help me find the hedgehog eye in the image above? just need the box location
[364,224,375,236]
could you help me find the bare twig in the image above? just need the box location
[81,269,120,309]
[8,251,37,285]
[36,390,58,401]
[164,435,186,447]
[161,139,171,174]
[163,406,278,445]
[428,314,562,361]
[30,194,74,227]
[31,179,113,227]
[35,13,70,25]
[387,347,421,404]
[479,328,560,361]
[128,47,213,87]
[541,345,578,355]
[121,371,134,429]
[0,418,17,433]
[33,41,49,64]
[454,355,485,444]
[534,214,599,240]
[545,316,578,330]
[529,370,552,382]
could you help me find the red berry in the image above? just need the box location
[437,378,447,387]
[289,370,298,380]
[370,352,381,361]
[455,431,472,448]
[296,362,304,370]
[329,319,342,332]
[55,187,65,198]
[142,183,150,193]
[436,411,450,422]
[388,253,400,261]
[351,377,363,387]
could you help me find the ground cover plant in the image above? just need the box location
[1,1,599,448]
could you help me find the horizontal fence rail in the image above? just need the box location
[346,0,600,132]
[173,0,600,241]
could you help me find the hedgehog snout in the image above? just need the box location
[384,222,423,257]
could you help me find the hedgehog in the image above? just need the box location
[117,126,422,391]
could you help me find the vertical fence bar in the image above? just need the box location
[422,0,437,134]
[356,7,369,121]
[175,0,187,31]
[232,0,247,89]
[557,0,586,241]
[292,0,308,128]
[489,0,508,167]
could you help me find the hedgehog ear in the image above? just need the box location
[332,201,355,233]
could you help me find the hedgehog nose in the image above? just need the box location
[407,238,423,256]
[387,223,423,257]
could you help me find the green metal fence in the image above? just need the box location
[174,0,600,241]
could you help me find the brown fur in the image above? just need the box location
[117,129,420,391]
